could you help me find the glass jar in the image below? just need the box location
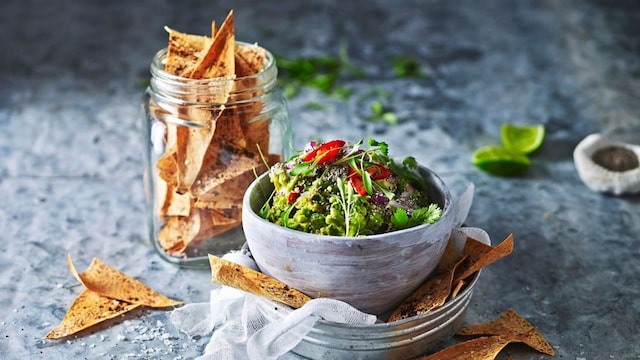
[142,42,291,267]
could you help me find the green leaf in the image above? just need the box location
[380,112,398,125]
[367,138,389,156]
[280,203,296,228]
[408,204,442,226]
[362,170,373,195]
[305,102,325,110]
[391,208,409,229]
[275,48,361,100]
[289,162,314,177]
[367,101,398,124]
[403,156,418,170]
[371,101,384,117]
[389,56,427,78]
[373,181,395,200]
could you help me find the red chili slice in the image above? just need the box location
[287,191,300,204]
[349,169,368,196]
[302,140,346,165]
[365,164,392,180]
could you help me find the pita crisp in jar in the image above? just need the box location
[141,11,291,266]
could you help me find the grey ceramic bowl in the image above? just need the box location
[242,165,455,316]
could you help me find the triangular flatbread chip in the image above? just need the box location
[44,289,140,339]
[195,186,247,210]
[242,117,272,155]
[164,26,210,77]
[157,211,202,254]
[190,144,265,197]
[210,111,248,150]
[151,13,281,257]
[387,254,467,322]
[174,107,224,194]
[233,43,266,112]
[209,255,312,309]
[454,234,514,283]
[158,181,192,217]
[436,237,459,274]
[189,10,236,79]
[235,43,265,75]
[419,335,515,360]
[456,308,555,356]
[193,208,239,242]
[68,255,182,308]
[46,257,182,339]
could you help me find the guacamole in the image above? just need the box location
[260,139,442,236]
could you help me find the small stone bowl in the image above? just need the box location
[242,165,455,316]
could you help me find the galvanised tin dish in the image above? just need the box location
[289,227,488,360]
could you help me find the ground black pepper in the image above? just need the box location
[591,146,639,172]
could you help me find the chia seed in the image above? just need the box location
[591,146,639,172]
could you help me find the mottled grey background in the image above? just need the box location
[1,0,639,359]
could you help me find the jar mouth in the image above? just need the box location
[148,41,278,106]
[150,41,276,85]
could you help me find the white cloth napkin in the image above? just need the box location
[170,272,376,360]
[170,182,475,360]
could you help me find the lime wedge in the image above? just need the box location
[500,124,545,155]
[471,146,531,176]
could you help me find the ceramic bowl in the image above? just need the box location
[242,165,455,316]
[573,133,640,195]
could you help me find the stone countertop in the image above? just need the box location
[1,0,639,359]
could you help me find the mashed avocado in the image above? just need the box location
[260,139,442,236]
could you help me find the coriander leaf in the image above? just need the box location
[403,156,418,170]
[408,204,443,227]
[391,208,409,229]
[368,138,389,156]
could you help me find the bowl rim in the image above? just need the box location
[242,164,454,242]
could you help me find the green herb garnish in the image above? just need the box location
[391,204,442,229]
[276,41,364,100]
[368,100,399,124]
[262,139,443,236]
[389,55,427,78]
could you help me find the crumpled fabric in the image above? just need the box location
[170,276,376,360]
[170,182,475,360]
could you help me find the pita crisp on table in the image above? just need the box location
[395,232,553,359]
[152,10,282,256]
[456,308,555,356]
[419,308,555,359]
[388,234,514,322]
[419,335,516,360]
[45,255,181,339]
